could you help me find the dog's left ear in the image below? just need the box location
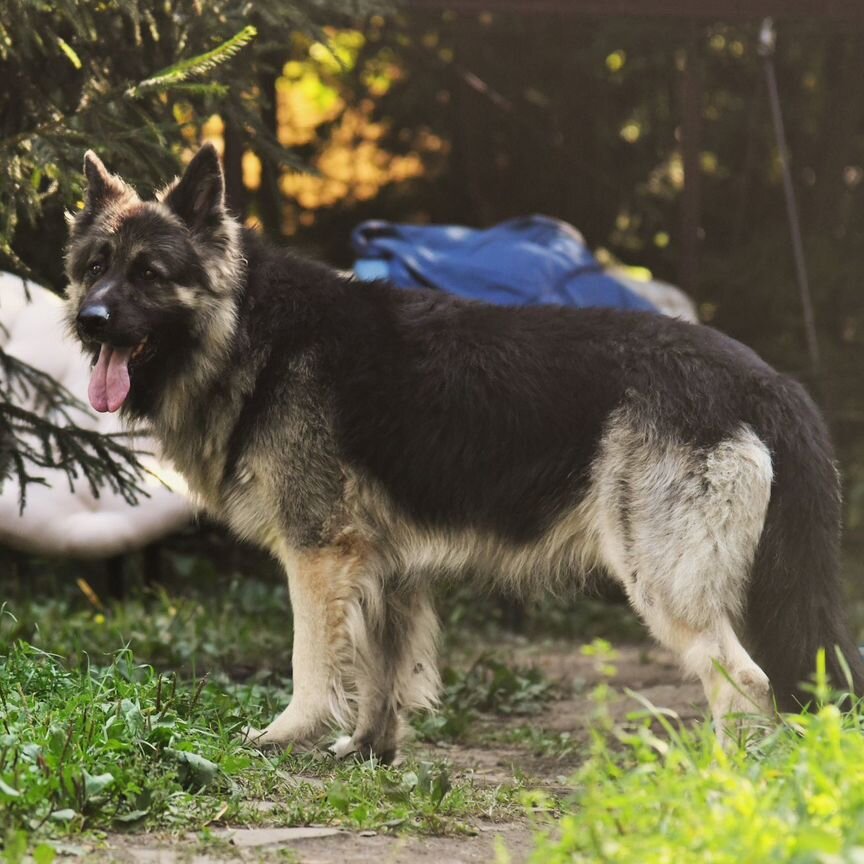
[82,150,130,211]
[164,143,225,231]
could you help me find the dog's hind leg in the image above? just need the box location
[594,418,775,739]
[246,540,373,749]
[332,586,440,763]
[626,592,771,738]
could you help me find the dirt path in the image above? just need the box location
[91,642,706,864]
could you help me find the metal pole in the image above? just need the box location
[679,21,703,296]
[759,18,821,373]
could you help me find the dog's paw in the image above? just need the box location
[328,734,397,765]
[239,725,283,751]
[239,725,264,744]
[329,735,357,759]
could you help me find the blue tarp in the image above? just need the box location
[351,214,657,312]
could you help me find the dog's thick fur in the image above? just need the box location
[65,144,864,759]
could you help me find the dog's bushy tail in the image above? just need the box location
[746,379,864,711]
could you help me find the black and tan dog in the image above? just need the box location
[65,144,863,760]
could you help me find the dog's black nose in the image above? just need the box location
[77,303,111,338]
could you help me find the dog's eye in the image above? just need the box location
[88,261,103,276]
[140,267,158,282]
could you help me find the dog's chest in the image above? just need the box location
[155,360,344,552]
[220,462,287,550]
[165,436,229,515]
[168,446,284,551]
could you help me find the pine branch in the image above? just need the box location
[146,82,231,98]
[127,25,259,97]
[0,348,153,513]
[0,348,87,425]
[0,403,153,515]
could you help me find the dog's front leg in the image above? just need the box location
[246,547,358,749]
[331,587,441,763]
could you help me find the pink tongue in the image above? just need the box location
[88,344,132,413]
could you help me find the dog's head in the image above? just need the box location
[64,144,242,417]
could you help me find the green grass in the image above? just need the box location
[0,639,521,857]
[0,584,543,858]
[492,726,577,760]
[414,654,556,743]
[9,573,864,863]
[527,658,864,863]
[1,576,293,675]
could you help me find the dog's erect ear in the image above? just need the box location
[164,143,225,231]
[82,150,128,211]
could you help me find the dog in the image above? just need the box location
[65,143,863,760]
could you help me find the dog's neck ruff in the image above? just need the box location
[145,216,247,506]
[194,214,246,370]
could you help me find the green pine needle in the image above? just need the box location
[56,37,82,70]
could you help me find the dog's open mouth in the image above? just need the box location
[88,337,148,413]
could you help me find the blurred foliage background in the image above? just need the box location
[2,2,864,621]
